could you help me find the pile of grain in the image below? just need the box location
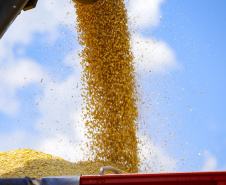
[0,148,124,178]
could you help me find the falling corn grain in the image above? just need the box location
[73,0,139,173]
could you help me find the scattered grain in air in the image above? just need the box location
[190,109,193,111]
[40,78,43,83]
[73,0,139,173]
[182,88,184,91]
[179,121,182,124]
[201,91,203,94]
[171,113,173,115]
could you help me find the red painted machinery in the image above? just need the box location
[80,171,226,185]
[1,168,226,185]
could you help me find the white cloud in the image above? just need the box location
[131,33,179,73]
[0,59,43,115]
[127,0,164,28]
[127,0,179,73]
[33,50,88,162]
[138,134,176,173]
[0,0,75,114]
[35,73,82,138]
[0,0,82,153]
[0,59,42,87]
[201,150,217,171]
[36,115,89,162]
[0,129,34,152]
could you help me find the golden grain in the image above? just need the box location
[0,148,125,178]
[73,0,139,173]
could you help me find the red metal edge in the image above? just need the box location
[80,171,226,185]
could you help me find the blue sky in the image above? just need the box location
[157,0,226,171]
[0,0,225,173]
